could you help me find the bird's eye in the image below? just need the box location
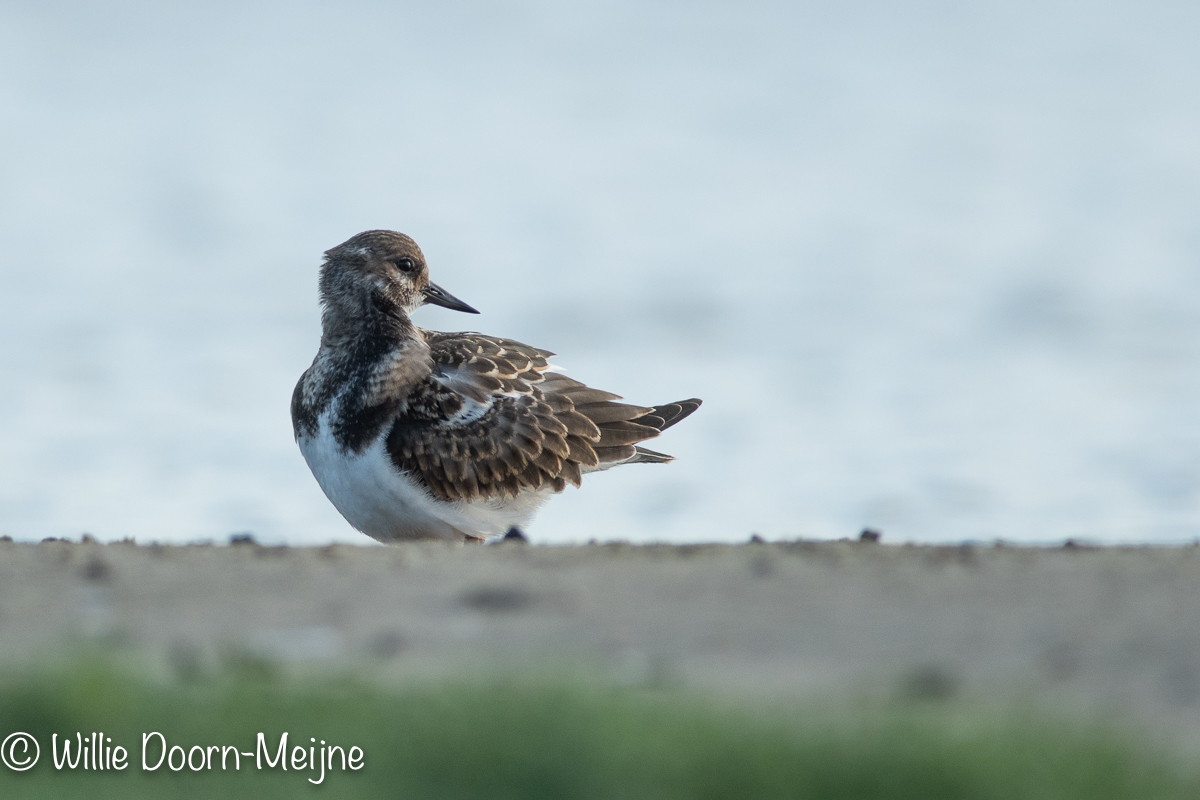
[394,258,416,273]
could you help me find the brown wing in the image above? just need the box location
[384,332,695,502]
[422,331,554,402]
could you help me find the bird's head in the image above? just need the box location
[320,230,479,320]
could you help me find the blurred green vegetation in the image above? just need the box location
[0,658,1193,799]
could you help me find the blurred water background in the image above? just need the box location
[1,1,1199,545]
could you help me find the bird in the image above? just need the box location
[291,230,701,543]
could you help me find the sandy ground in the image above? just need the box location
[3,538,1200,743]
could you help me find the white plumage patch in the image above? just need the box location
[298,408,550,542]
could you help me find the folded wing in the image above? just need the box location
[385,332,700,502]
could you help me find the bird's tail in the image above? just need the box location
[620,398,702,464]
[626,446,675,464]
[636,398,702,432]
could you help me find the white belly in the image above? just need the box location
[297,413,551,542]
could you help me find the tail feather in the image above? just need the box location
[636,398,702,432]
[579,397,701,472]
[627,446,674,464]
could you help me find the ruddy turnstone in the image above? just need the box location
[291,230,701,543]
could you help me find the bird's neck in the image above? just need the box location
[320,292,418,352]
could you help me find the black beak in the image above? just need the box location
[422,282,480,314]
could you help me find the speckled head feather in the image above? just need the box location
[318,230,477,338]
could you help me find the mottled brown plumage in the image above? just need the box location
[386,332,699,502]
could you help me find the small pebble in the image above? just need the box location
[461,587,533,612]
[501,527,529,543]
[81,556,111,582]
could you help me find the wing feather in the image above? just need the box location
[385,331,696,502]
